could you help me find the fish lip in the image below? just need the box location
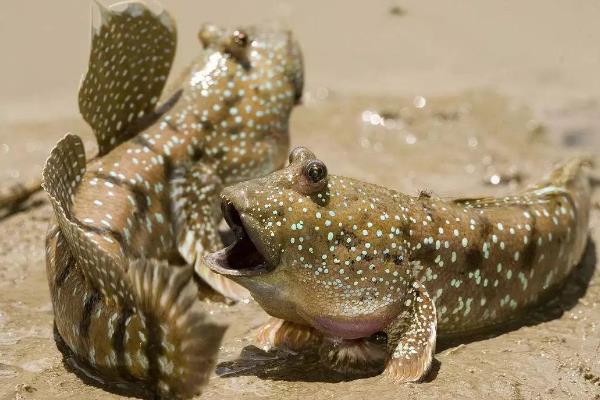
[205,198,275,277]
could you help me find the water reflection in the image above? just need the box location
[413,95,427,109]
[359,109,417,150]
[303,87,331,104]
[483,170,524,186]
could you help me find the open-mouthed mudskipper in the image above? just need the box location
[206,147,591,382]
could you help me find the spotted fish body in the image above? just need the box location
[42,1,302,398]
[207,147,591,382]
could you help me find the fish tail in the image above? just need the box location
[547,156,593,188]
[536,157,593,262]
[46,229,226,398]
[43,134,226,398]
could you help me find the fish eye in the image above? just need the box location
[232,30,249,48]
[304,160,327,184]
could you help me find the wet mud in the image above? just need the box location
[0,91,599,399]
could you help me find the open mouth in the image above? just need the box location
[205,198,272,276]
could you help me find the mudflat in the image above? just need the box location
[1,1,599,399]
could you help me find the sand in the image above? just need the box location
[1,1,599,399]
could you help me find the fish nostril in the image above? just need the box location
[235,187,253,211]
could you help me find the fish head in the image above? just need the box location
[205,147,408,337]
[192,24,304,183]
[198,23,303,100]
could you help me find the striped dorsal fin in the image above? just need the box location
[42,134,226,397]
[41,134,133,306]
[79,1,177,156]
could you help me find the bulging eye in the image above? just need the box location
[232,30,249,48]
[224,29,251,68]
[289,148,327,195]
[304,160,327,184]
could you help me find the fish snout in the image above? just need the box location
[221,182,254,214]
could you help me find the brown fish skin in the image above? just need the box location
[42,1,303,398]
[81,20,302,279]
[206,147,591,383]
[72,23,303,295]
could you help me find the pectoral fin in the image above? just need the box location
[256,318,321,352]
[127,259,227,397]
[383,282,437,383]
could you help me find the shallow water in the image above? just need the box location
[0,90,599,399]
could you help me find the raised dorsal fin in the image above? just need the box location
[79,1,177,156]
[41,134,133,306]
[42,134,227,397]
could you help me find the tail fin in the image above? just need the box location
[546,156,593,188]
[42,135,226,397]
[128,259,226,397]
[79,1,177,156]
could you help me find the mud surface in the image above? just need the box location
[1,1,600,400]
[1,92,599,400]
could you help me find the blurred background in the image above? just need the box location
[2,0,600,123]
[2,0,600,192]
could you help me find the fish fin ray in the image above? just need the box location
[128,259,227,397]
[171,163,251,301]
[257,318,321,352]
[384,282,437,383]
[195,262,251,301]
[42,134,134,307]
[79,0,177,155]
